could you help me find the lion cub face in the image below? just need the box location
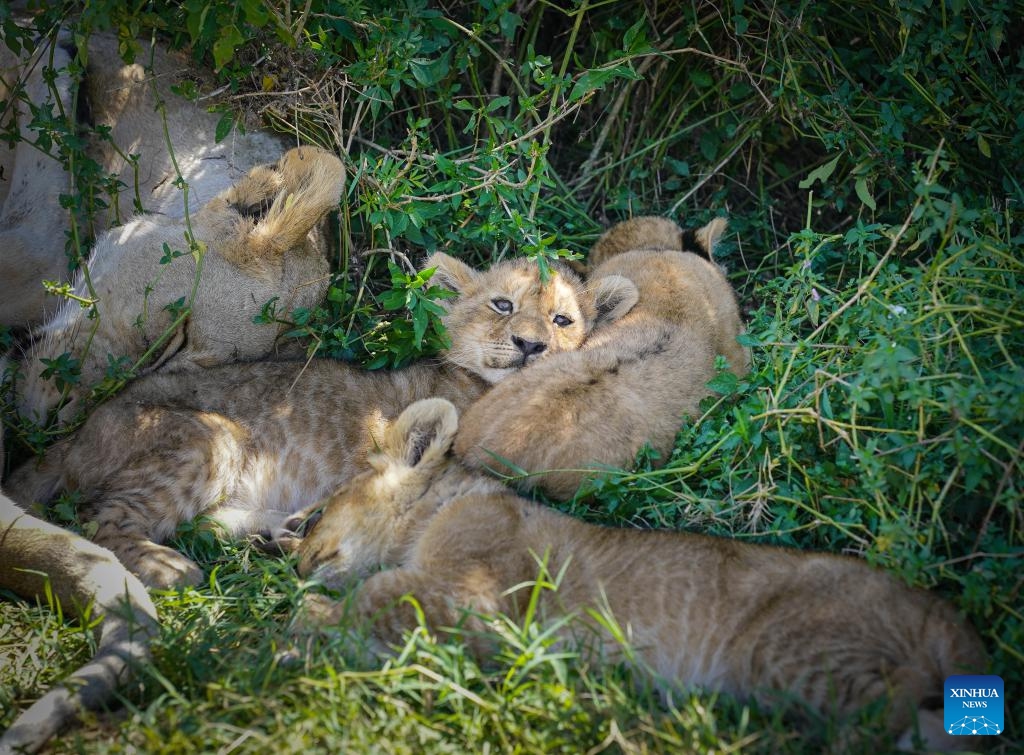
[296,398,475,584]
[429,254,634,383]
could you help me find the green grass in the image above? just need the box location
[2,0,1022,752]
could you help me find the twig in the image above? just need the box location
[970,434,1024,554]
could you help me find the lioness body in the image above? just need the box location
[17,144,343,423]
[8,257,632,587]
[1,31,284,329]
[3,29,343,424]
[297,399,986,751]
[456,217,749,498]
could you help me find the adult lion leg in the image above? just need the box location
[0,34,75,328]
[0,492,158,753]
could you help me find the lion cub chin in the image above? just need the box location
[8,259,636,589]
[455,216,751,499]
[295,398,986,752]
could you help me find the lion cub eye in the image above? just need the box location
[491,298,514,314]
[553,314,574,327]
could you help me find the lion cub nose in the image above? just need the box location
[511,335,547,359]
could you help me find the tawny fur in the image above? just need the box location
[295,398,987,752]
[16,144,341,424]
[455,216,750,499]
[1,31,285,330]
[7,257,635,588]
[0,444,158,754]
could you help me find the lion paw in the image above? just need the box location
[125,543,204,589]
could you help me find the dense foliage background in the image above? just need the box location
[1,0,1021,751]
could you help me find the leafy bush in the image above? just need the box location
[1,0,1021,751]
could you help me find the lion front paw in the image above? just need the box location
[122,542,204,589]
[291,593,348,633]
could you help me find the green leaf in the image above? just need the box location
[434,154,455,174]
[409,54,451,87]
[412,307,428,346]
[499,11,522,40]
[568,65,641,103]
[854,177,877,211]
[240,0,270,27]
[622,19,649,52]
[213,25,243,70]
[699,131,720,162]
[486,95,510,113]
[689,70,713,89]
[798,153,842,190]
[214,111,234,143]
[380,289,409,311]
[706,370,739,395]
[186,3,210,45]
[977,134,991,158]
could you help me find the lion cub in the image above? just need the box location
[296,398,986,752]
[455,216,750,499]
[8,260,636,588]
[1,30,285,331]
[17,145,342,425]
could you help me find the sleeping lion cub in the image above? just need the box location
[8,258,636,588]
[17,145,342,424]
[455,216,750,499]
[295,398,986,752]
[4,31,343,424]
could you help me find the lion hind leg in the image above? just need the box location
[243,147,344,262]
[99,532,203,589]
[87,492,204,589]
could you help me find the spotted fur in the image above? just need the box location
[7,258,635,588]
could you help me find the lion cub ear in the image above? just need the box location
[423,252,478,298]
[690,217,728,259]
[384,398,460,469]
[591,274,639,326]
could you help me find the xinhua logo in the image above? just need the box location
[944,675,1004,736]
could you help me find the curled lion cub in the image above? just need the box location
[295,398,986,752]
[17,145,342,424]
[456,216,749,499]
[8,257,636,588]
[1,30,286,330]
